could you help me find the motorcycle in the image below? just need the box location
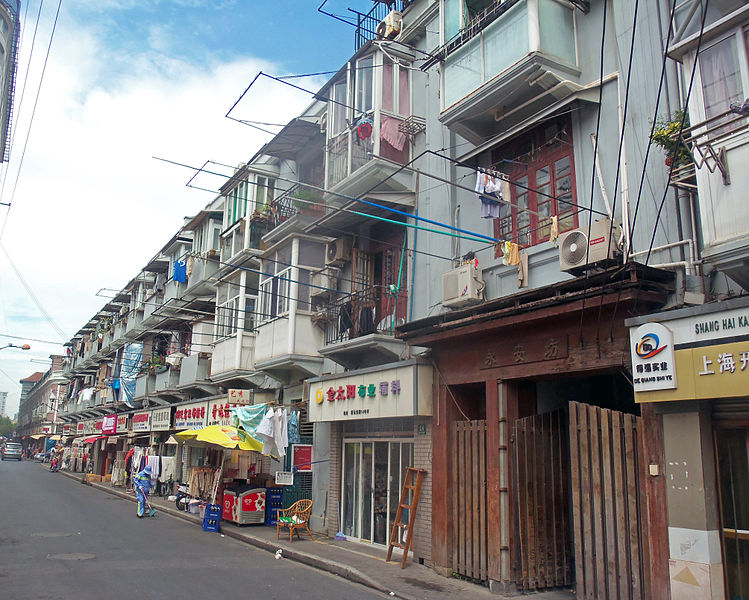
[49,457,59,472]
[175,482,192,511]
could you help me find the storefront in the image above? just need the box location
[627,297,749,600]
[307,360,433,558]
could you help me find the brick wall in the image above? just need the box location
[411,416,433,565]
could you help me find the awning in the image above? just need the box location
[106,436,120,445]
[84,436,105,444]
[72,437,86,445]
[49,435,61,441]
[30,434,46,439]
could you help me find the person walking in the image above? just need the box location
[133,465,156,518]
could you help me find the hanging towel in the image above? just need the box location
[146,455,160,481]
[550,216,560,246]
[380,115,407,151]
[256,407,277,457]
[288,411,301,445]
[502,241,520,266]
[159,456,176,483]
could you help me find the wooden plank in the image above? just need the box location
[549,411,560,587]
[557,409,571,586]
[485,381,501,583]
[635,415,652,600]
[612,411,630,600]
[464,421,472,579]
[460,422,467,577]
[543,413,553,589]
[580,404,594,600]
[624,415,643,600]
[479,420,487,580]
[589,406,605,600]
[515,419,528,589]
[529,416,538,589]
[472,421,480,580]
[569,402,584,600]
[451,420,459,573]
[600,408,618,600]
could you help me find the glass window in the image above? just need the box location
[243,296,257,332]
[331,81,348,136]
[382,57,394,113]
[356,55,374,114]
[539,0,576,65]
[276,268,291,316]
[256,176,275,212]
[444,0,461,40]
[700,35,744,131]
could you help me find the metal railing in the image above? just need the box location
[320,285,406,345]
[354,1,410,52]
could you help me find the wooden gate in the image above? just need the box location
[451,419,488,581]
[513,409,572,591]
[569,401,649,600]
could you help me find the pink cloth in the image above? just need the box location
[380,115,407,152]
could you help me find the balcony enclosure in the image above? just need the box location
[440,0,580,144]
[324,49,418,199]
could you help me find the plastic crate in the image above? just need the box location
[202,504,223,532]
[265,487,283,525]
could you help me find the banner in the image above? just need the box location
[120,343,143,408]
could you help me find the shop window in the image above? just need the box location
[492,118,578,253]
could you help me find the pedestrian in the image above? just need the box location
[133,465,155,518]
[124,447,135,491]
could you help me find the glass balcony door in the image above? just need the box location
[341,439,414,545]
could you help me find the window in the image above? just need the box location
[699,33,745,134]
[215,280,256,338]
[331,81,348,136]
[444,0,494,40]
[258,264,291,324]
[256,176,275,212]
[492,118,577,251]
[193,227,204,254]
[382,56,410,116]
[356,55,374,114]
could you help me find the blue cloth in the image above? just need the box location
[173,260,187,283]
[288,411,301,445]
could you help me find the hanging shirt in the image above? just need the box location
[476,172,505,219]
[173,260,187,283]
[288,412,301,445]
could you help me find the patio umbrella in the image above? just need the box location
[174,425,263,452]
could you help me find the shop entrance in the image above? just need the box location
[715,427,749,600]
[341,440,413,546]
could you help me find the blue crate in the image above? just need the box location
[202,504,223,532]
[265,487,283,525]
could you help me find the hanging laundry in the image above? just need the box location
[502,241,520,266]
[256,407,277,457]
[186,255,195,277]
[273,408,288,459]
[173,259,187,283]
[380,115,407,151]
[549,216,560,246]
[475,172,505,219]
[288,411,301,445]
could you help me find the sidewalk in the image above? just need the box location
[59,467,574,600]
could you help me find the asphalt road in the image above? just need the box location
[0,459,386,600]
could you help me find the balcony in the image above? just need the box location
[184,254,220,298]
[254,314,324,383]
[209,334,257,383]
[154,366,181,396]
[438,0,582,145]
[140,291,165,329]
[134,373,155,400]
[125,308,147,339]
[675,109,749,289]
[315,286,408,369]
[178,352,217,393]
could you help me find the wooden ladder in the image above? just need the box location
[386,467,427,569]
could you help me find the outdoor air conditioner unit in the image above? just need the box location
[310,268,340,299]
[558,219,620,274]
[442,263,484,308]
[376,10,402,40]
[326,237,353,266]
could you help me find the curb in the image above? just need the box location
[57,469,391,597]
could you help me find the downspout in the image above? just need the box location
[409,172,419,326]
[235,269,246,371]
[616,73,632,261]
[288,237,300,356]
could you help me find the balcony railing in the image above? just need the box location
[353,1,411,52]
[319,285,408,346]
[259,184,326,233]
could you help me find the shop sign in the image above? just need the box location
[629,323,677,392]
[174,401,207,430]
[292,444,312,472]
[227,389,251,405]
[94,419,104,432]
[83,420,95,435]
[63,424,72,435]
[132,412,151,432]
[275,471,294,486]
[77,422,85,434]
[117,415,129,432]
[101,415,117,435]
[675,306,749,345]
[207,400,240,427]
[307,363,433,423]
[150,407,171,431]
[42,425,52,434]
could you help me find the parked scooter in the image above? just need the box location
[175,482,191,511]
[49,457,59,472]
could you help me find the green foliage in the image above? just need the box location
[0,415,15,437]
[651,110,693,167]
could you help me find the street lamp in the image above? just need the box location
[0,343,30,351]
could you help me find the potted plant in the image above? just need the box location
[652,110,693,167]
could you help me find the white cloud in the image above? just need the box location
[0,8,319,417]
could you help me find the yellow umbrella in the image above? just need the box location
[175,425,263,452]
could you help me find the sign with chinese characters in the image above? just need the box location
[481,335,569,369]
[101,415,117,435]
[307,362,433,423]
[83,420,95,435]
[227,389,252,405]
[629,323,677,392]
[63,424,72,435]
[174,401,208,430]
[207,400,239,427]
[117,415,129,432]
[42,425,52,434]
[77,422,85,434]
[94,419,103,433]
[275,471,294,486]
[131,411,151,432]
[150,407,171,431]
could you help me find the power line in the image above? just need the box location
[0,332,64,346]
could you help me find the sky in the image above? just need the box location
[0,0,379,418]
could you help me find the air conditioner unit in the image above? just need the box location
[326,237,353,266]
[442,263,484,308]
[376,10,402,40]
[558,219,619,274]
[310,268,340,298]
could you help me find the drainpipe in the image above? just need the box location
[616,74,632,261]
[235,269,246,371]
[288,238,300,356]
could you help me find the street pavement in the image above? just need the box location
[0,459,387,600]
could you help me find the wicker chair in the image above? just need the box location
[276,499,315,542]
